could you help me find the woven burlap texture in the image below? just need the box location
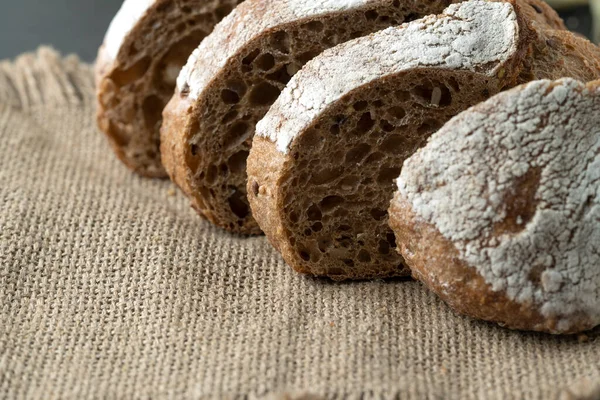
[0,48,599,400]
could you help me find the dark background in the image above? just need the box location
[0,0,593,62]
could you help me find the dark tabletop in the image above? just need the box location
[0,1,594,63]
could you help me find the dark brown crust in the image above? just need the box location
[96,0,243,178]
[247,136,312,273]
[388,194,596,334]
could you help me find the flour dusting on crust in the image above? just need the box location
[397,78,600,332]
[255,0,518,153]
[104,0,156,60]
[177,0,379,99]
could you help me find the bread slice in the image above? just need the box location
[160,0,474,234]
[96,0,243,178]
[389,78,600,334]
[246,0,600,280]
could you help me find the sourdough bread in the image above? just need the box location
[389,78,600,334]
[247,0,600,280]
[161,0,462,234]
[96,0,243,178]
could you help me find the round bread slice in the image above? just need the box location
[247,0,600,280]
[96,0,243,178]
[160,0,470,234]
[389,78,600,334]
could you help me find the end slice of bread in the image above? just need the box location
[96,0,243,178]
[160,0,461,234]
[389,78,600,334]
[247,0,600,280]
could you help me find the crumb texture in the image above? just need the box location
[397,78,600,331]
[97,0,243,177]
[169,0,454,233]
[256,0,518,153]
[248,0,529,279]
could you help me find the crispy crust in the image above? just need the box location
[389,195,594,334]
[245,136,310,272]
[388,78,600,334]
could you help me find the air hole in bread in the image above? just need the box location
[227,150,249,174]
[320,196,344,212]
[299,249,311,261]
[142,95,164,131]
[354,113,375,134]
[386,232,397,248]
[377,167,402,184]
[228,187,250,219]
[255,53,276,71]
[353,101,368,111]
[266,66,292,84]
[311,167,343,185]
[107,121,129,147]
[387,106,406,120]
[370,208,387,221]
[242,49,260,65]
[395,90,410,101]
[410,81,453,107]
[175,23,187,34]
[222,110,238,123]
[378,240,390,255]
[365,10,379,21]
[345,143,371,164]
[380,135,406,153]
[270,31,291,54]
[223,122,250,150]
[249,82,281,105]
[226,79,247,97]
[357,249,371,263]
[110,56,151,87]
[304,21,325,32]
[417,119,443,135]
[205,164,218,185]
[307,204,322,221]
[340,175,359,191]
[221,89,240,104]
[296,50,321,64]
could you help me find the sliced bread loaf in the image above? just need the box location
[96,0,243,178]
[389,78,600,334]
[247,0,600,280]
[161,0,464,234]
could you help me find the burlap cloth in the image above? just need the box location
[1,47,599,400]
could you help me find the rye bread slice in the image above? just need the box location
[389,78,600,334]
[96,0,243,178]
[246,0,600,280]
[160,0,465,234]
